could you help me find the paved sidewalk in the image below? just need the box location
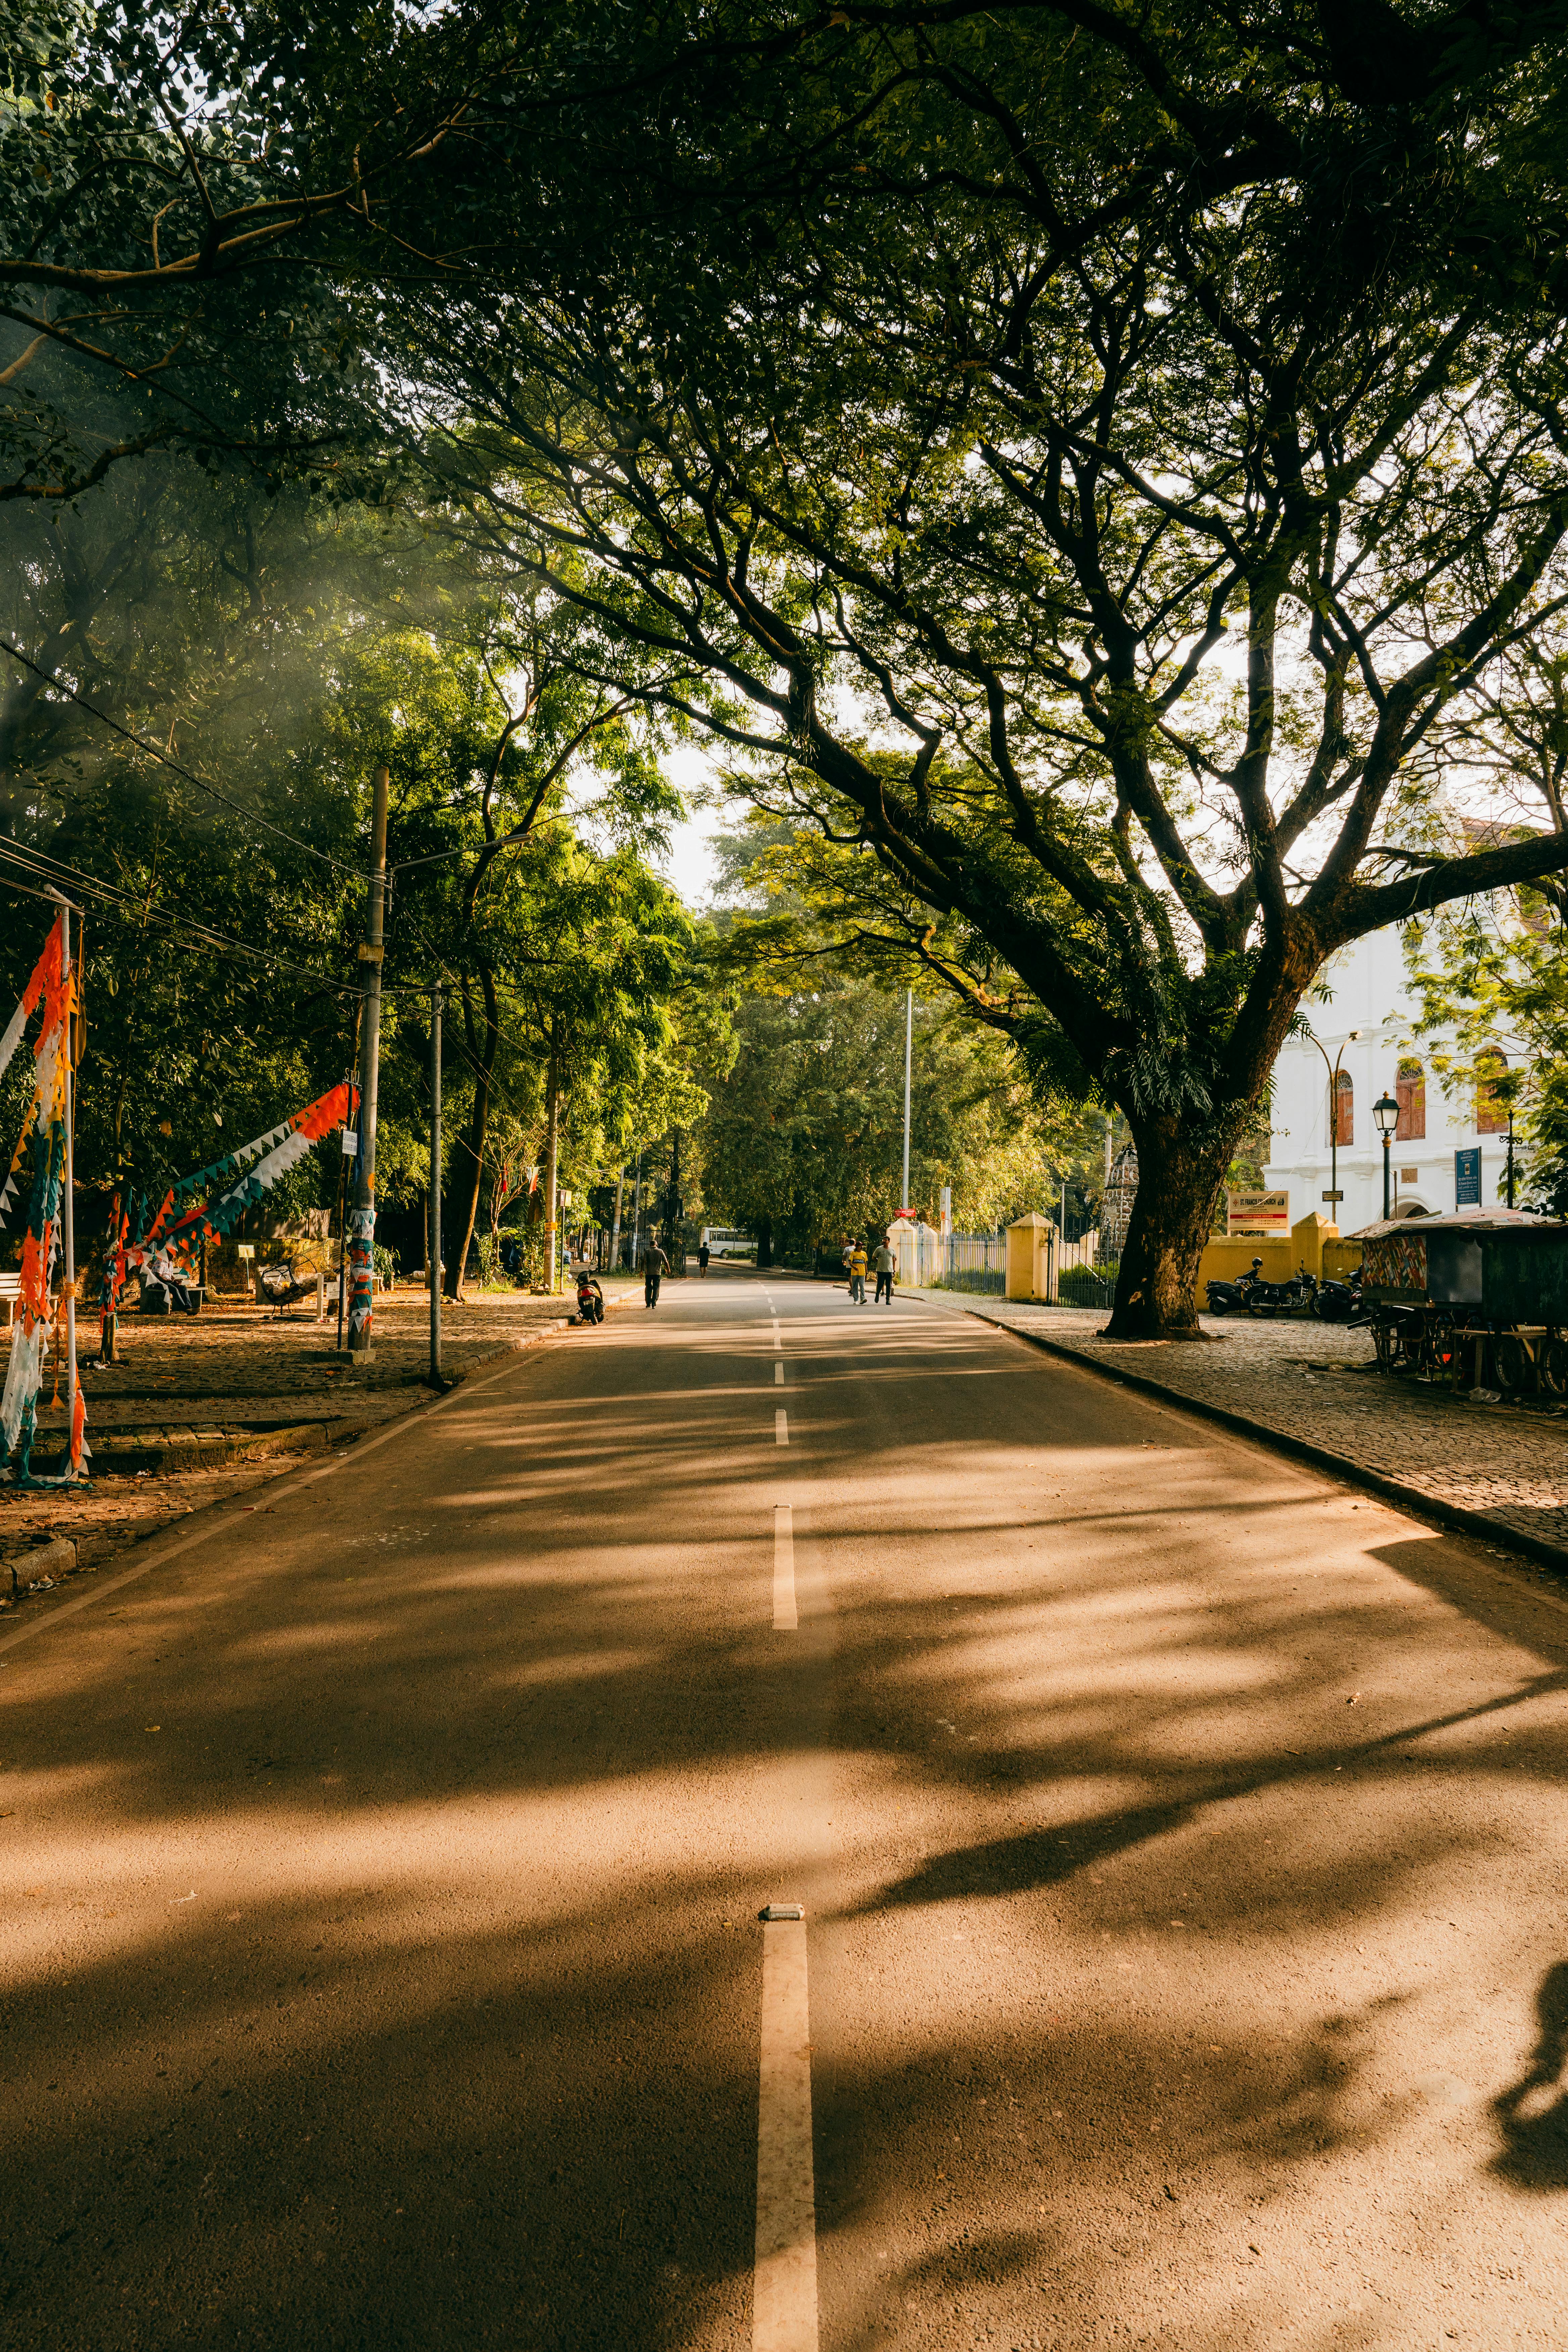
[902,1285,1568,1568]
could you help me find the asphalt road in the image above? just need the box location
[4,1269,1568,2351]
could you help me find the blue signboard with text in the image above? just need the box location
[1455,1146,1481,1207]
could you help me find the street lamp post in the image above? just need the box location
[1373,1092,1400,1219]
[1305,1028,1360,1216]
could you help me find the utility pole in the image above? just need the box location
[901,987,913,1214]
[429,985,442,1383]
[347,763,389,1361]
[60,900,80,1471]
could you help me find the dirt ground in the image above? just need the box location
[0,1276,644,1594]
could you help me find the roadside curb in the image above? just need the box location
[911,1290,1568,1580]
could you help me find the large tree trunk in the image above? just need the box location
[446,1076,488,1302]
[445,962,499,1302]
[659,1126,682,1266]
[1099,1118,1235,1341]
[609,1167,624,1270]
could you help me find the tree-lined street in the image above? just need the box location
[4,1274,1567,2349]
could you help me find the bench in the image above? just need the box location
[0,1272,18,1328]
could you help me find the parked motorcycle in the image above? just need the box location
[1313,1266,1363,1323]
[574,1268,605,1325]
[1204,1261,1261,1315]
[1246,1266,1318,1317]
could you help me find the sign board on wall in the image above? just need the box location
[1455,1146,1481,1207]
[1226,1189,1289,1237]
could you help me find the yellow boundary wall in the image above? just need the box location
[1006,1208,1365,1305]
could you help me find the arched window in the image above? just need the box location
[1332,1069,1354,1148]
[1395,1058,1425,1141]
[1476,1049,1509,1135]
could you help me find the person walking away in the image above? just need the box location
[848,1240,868,1305]
[873,1237,895,1304]
[698,1240,710,1276]
[644,1240,671,1308]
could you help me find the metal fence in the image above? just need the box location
[923,1227,1121,1310]
[1048,1237,1120,1311]
[930,1230,1005,1291]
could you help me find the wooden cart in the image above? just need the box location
[1358,1211,1568,1396]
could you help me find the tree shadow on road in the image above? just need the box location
[1492,1961,1568,2191]
[6,1292,1568,2347]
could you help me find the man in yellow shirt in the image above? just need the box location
[848,1241,868,1305]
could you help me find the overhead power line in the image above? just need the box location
[0,838,370,1002]
[0,638,367,879]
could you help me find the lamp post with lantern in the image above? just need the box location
[1373,1091,1400,1219]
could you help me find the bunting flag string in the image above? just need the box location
[4,911,355,1482]
[0,913,83,1485]
[114,1081,358,1297]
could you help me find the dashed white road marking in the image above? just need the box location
[753,1913,818,2351]
[776,1408,789,1447]
[773,1505,796,1630]
[775,1361,785,1386]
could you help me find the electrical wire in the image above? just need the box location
[0,870,79,911]
[0,637,368,878]
[0,840,370,1002]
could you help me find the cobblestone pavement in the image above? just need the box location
[0,1276,643,1587]
[902,1284,1568,1563]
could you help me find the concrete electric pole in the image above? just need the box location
[347,763,389,1361]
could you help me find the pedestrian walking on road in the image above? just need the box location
[698,1240,710,1276]
[848,1241,868,1305]
[873,1238,896,1304]
[644,1242,671,1308]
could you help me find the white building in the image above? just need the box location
[1263,928,1519,1233]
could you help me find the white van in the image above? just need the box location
[698,1227,755,1259]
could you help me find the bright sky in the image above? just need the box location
[653,742,729,910]
[656,812,724,908]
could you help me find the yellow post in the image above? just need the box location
[1291,1211,1335,1283]
[1007,1212,1050,1301]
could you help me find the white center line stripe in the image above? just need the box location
[773,1504,796,1630]
[774,1361,784,1385]
[754,1916,818,2352]
[775,1408,788,1447]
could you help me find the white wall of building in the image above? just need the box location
[1263,930,1516,1234]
